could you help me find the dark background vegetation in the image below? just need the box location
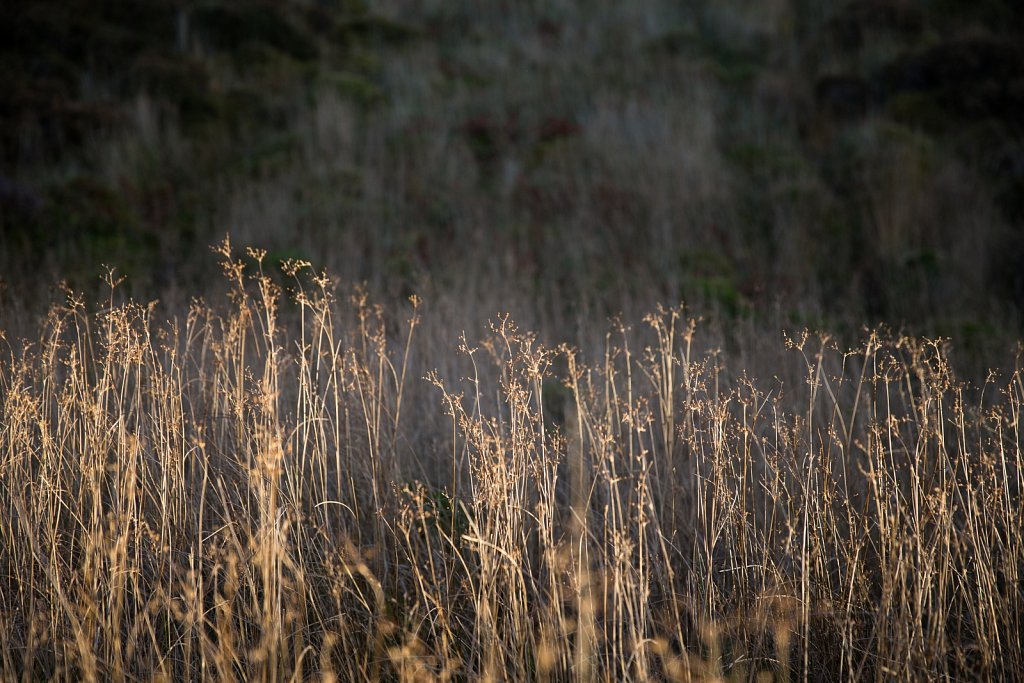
[2,0,1023,355]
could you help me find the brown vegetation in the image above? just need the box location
[4,2,1024,679]
[1,242,1021,680]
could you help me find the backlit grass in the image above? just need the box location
[1,241,1021,680]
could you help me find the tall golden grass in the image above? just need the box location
[1,240,1021,681]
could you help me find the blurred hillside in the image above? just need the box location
[2,0,1023,347]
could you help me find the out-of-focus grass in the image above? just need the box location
[2,0,1023,345]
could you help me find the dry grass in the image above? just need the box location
[4,4,1022,679]
[1,239,1021,681]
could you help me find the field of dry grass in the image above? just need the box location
[3,1,1024,680]
[1,241,1021,681]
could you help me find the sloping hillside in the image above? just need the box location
[2,0,1022,344]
